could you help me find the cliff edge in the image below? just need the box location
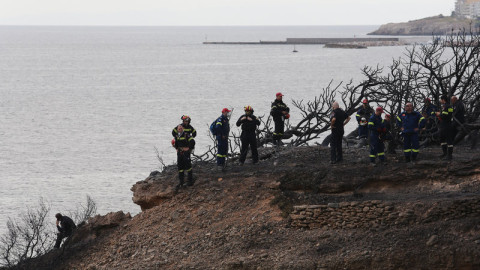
[15,145,480,269]
[369,15,479,36]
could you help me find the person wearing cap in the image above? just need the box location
[436,96,455,160]
[356,99,374,139]
[329,102,350,164]
[396,103,425,163]
[54,213,76,249]
[270,92,290,146]
[173,124,195,189]
[237,106,260,165]
[422,98,437,120]
[214,108,231,170]
[368,107,387,166]
[172,115,197,140]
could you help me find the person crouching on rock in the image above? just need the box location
[236,106,260,165]
[54,213,76,249]
[173,124,195,189]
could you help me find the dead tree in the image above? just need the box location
[191,30,480,162]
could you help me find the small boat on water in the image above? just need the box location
[292,45,298,53]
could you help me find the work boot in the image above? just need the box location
[446,147,453,161]
[411,155,417,162]
[439,145,447,159]
[187,171,194,186]
[174,184,182,193]
[405,156,411,163]
[175,172,185,192]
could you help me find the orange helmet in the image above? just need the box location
[244,105,253,112]
[181,115,191,122]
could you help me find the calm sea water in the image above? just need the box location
[0,26,429,233]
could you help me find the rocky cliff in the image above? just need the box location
[369,15,479,36]
[15,145,480,269]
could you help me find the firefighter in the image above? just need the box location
[451,95,466,140]
[356,99,374,139]
[396,102,425,163]
[270,92,290,146]
[172,115,197,139]
[214,108,231,170]
[384,114,397,154]
[368,107,387,166]
[436,95,454,160]
[237,106,260,165]
[173,124,195,190]
[422,98,437,120]
[329,101,350,164]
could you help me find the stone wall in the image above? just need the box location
[290,198,480,229]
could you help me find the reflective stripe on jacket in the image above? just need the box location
[396,111,425,133]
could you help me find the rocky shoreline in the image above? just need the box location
[368,15,479,36]
[14,144,480,269]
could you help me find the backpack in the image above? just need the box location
[210,119,218,136]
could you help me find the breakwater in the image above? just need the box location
[203,37,399,45]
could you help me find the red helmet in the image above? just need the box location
[276,92,284,97]
[222,108,231,113]
[181,115,191,122]
[376,107,383,113]
[244,105,253,112]
[362,99,368,104]
[171,139,175,147]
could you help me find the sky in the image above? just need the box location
[0,0,455,26]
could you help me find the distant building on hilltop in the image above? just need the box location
[455,0,480,18]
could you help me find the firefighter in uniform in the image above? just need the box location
[172,115,197,139]
[396,102,425,163]
[214,108,231,170]
[270,92,290,146]
[423,98,437,120]
[329,101,350,164]
[451,95,466,141]
[173,124,195,189]
[436,95,455,160]
[356,99,374,139]
[237,106,260,165]
[368,107,387,166]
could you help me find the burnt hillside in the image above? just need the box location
[15,145,480,270]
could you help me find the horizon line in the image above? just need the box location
[0,24,381,27]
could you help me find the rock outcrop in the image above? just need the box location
[369,15,479,36]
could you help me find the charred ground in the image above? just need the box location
[13,144,480,270]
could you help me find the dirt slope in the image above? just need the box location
[16,145,480,270]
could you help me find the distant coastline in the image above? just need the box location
[368,15,480,36]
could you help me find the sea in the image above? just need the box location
[0,25,431,234]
